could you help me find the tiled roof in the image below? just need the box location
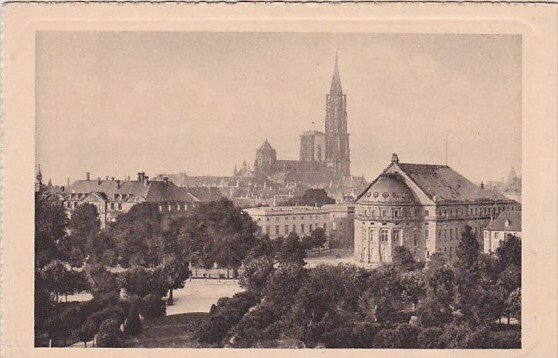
[60,178,222,203]
[486,210,521,232]
[397,163,512,203]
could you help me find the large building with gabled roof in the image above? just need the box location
[42,171,222,228]
[354,154,520,265]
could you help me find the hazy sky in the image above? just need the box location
[36,32,521,185]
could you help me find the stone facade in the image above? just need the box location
[354,154,521,265]
[483,210,521,253]
[244,206,331,239]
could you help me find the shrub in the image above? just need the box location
[373,328,399,348]
[196,291,259,345]
[350,322,380,348]
[395,323,419,348]
[417,327,446,348]
[488,330,521,349]
[141,294,166,319]
[96,318,126,347]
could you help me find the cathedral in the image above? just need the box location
[251,54,351,184]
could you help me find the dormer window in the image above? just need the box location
[505,220,510,227]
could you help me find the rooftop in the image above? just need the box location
[486,210,522,232]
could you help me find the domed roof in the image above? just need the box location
[358,173,416,204]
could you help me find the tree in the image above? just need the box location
[118,266,168,298]
[456,225,480,271]
[310,227,327,250]
[239,255,275,293]
[123,301,142,337]
[417,327,446,348]
[40,260,87,302]
[85,264,120,301]
[496,234,521,270]
[228,303,278,347]
[277,232,306,265]
[159,255,191,305]
[392,246,416,271]
[506,288,521,324]
[395,323,419,348]
[141,294,166,319]
[285,189,335,207]
[35,194,68,269]
[373,328,399,348]
[399,270,427,309]
[196,291,259,345]
[96,318,126,347]
[109,203,164,268]
[178,199,258,274]
[68,203,100,238]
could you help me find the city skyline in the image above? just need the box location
[36,32,521,185]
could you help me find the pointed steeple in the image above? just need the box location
[36,164,43,185]
[330,52,343,94]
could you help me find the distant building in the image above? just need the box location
[486,167,522,203]
[44,171,222,228]
[483,210,521,253]
[354,154,520,265]
[252,54,351,183]
[244,206,331,239]
[300,131,326,163]
[323,203,355,248]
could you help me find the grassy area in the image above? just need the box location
[130,312,212,348]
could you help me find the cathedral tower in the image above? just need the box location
[325,54,351,178]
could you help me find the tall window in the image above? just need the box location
[285,225,289,234]
[275,225,280,235]
[266,226,270,235]
[293,225,296,233]
[301,224,305,233]
[309,224,313,232]
[380,229,388,242]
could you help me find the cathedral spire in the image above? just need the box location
[330,52,343,94]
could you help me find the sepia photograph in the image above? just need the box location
[1,3,556,357]
[33,31,523,349]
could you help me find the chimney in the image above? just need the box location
[111,177,115,181]
[86,172,90,181]
[61,186,65,192]
[105,175,109,181]
[163,177,169,185]
[144,175,149,187]
[97,178,102,185]
[116,180,121,189]
[137,172,143,181]
[480,181,484,189]
[391,153,399,164]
